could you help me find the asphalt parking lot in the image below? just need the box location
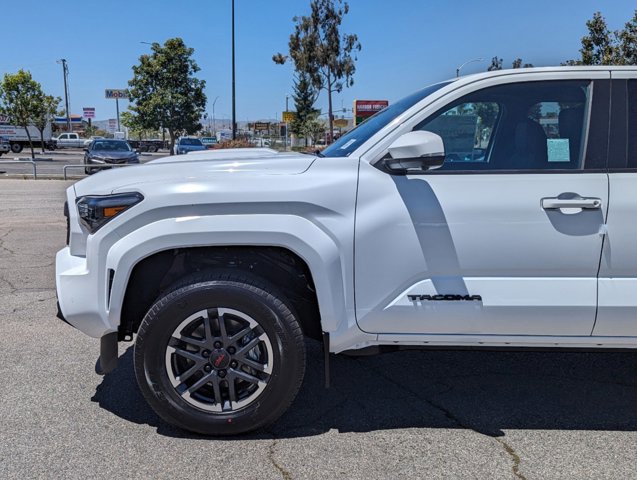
[1,178,637,479]
[0,148,165,178]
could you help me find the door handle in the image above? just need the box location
[541,197,602,210]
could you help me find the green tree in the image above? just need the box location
[563,11,637,65]
[302,113,327,146]
[581,12,617,65]
[274,0,361,143]
[121,111,157,140]
[512,58,534,68]
[127,38,206,154]
[0,70,41,159]
[83,124,98,137]
[290,72,319,145]
[487,56,503,71]
[32,93,60,153]
[618,11,637,65]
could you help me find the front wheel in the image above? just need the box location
[134,271,306,435]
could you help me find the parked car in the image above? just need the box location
[173,136,206,155]
[200,137,218,149]
[54,132,84,149]
[0,136,10,156]
[83,136,105,147]
[57,66,637,436]
[83,139,139,174]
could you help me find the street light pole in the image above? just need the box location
[456,57,484,78]
[231,0,237,140]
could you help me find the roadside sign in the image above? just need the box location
[282,111,296,123]
[354,100,389,125]
[105,89,129,100]
[54,115,83,124]
[254,122,270,132]
[83,107,95,119]
[108,119,117,132]
[334,118,349,128]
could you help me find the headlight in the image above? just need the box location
[76,192,144,233]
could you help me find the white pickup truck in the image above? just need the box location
[56,66,637,436]
[54,132,85,149]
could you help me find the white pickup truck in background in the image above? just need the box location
[54,132,85,149]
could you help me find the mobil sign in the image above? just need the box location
[353,100,389,125]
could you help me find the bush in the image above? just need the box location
[212,139,253,149]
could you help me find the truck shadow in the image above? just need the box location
[92,341,637,440]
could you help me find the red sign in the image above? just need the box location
[353,100,389,125]
[354,100,389,116]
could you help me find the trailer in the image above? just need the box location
[0,116,55,154]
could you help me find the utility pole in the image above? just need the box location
[212,96,219,137]
[285,94,289,151]
[231,0,237,140]
[58,59,71,132]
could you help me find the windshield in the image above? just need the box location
[180,138,203,146]
[93,140,131,152]
[322,81,452,158]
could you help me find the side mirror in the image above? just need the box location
[381,131,445,174]
[83,147,88,152]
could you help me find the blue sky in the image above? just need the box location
[2,0,635,122]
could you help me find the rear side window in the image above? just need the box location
[415,80,591,172]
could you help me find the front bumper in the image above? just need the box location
[55,247,113,338]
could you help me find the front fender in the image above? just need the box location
[106,214,348,334]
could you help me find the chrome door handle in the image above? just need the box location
[541,197,602,210]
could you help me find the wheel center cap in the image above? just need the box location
[210,349,231,370]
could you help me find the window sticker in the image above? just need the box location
[547,138,570,162]
[340,139,357,150]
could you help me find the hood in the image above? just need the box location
[149,148,279,164]
[73,150,318,196]
[89,150,137,159]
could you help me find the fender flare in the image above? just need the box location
[105,214,348,333]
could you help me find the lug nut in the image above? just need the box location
[227,346,236,354]
[230,361,238,368]
[204,365,212,373]
[202,350,210,358]
[214,341,222,348]
[218,370,227,378]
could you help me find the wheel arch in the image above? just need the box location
[105,215,348,341]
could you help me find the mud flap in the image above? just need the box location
[323,332,330,388]
[95,332,118,375]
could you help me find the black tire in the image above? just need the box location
[134,270,306,436]
[10,143,22,154]
[148,145,157,153]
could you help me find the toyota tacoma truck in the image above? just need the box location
[56,67,637,435]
